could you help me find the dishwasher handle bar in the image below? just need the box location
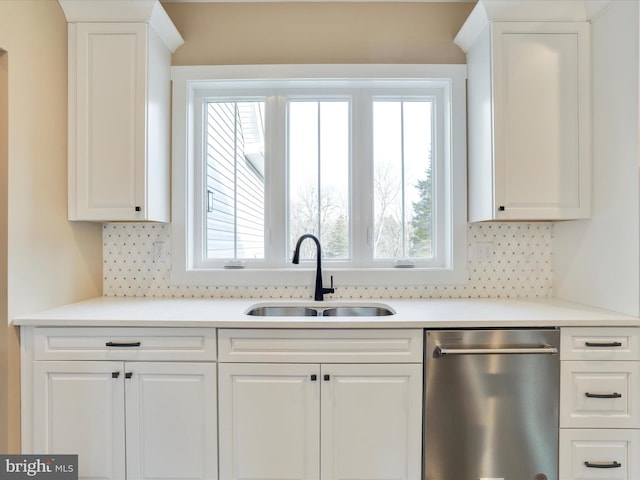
[434,345,559,357]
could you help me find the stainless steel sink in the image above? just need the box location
[245,306,318,317]
[245,303,395,317]
[322,306,394,317]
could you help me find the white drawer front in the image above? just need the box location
[559,429,640,480]
[218,329,423,363]
[561,327,640,361]
[560,361,640,428]
[33,327,217,361]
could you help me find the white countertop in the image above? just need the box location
[12,296,640,328]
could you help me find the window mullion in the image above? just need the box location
[194,96,207,268]
[400,101,406,259]
[434,90,446,267]
[317,102,322,240]
[233,102,239,259]
[352,92,373,266]
[264,95,287,267]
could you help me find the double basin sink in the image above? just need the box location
[246,303,395,317]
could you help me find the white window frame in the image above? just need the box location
[171,65,468,287]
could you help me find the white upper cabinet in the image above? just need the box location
[60,0,183,222]
[456,1,592,222]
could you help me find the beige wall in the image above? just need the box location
[1,50,9,453]
[0,1,103,452]
[0,0,472,452]
[164,2,474,65]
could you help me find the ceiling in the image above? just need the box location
[161,0,476,2]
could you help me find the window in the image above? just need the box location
[172,65,467,286]
[372,98,437,262]
[288,99,350,262]
[205,100,266,261]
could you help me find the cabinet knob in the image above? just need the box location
[498,206,505,211]
[310,374,317,381]
[324,374,330,381]
[125,372,133,379]
[112,372,120,379]
[135,206,141,212]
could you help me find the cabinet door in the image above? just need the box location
[218,363,320,480]
[71,22,147,221]
[33,361,126,480]
[492,22,590,220]
[561,327,640,361]
[560,429,640,480]
[560,361,640,429]
[125,362,217,480]
[320,364,422,480]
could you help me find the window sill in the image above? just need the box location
[170,266,470,288]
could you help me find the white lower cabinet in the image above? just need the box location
[560,429,640,480]
[124,362,217,480]
[33,361,126,480]
[560,361,640,429]
[320,363,422,480]
[218,363,320,480]
[33,361,217,480]
[217,329,423,480]
[24,327,218,480]
[560,327,640,480]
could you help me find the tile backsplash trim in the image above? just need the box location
[103,222,553,299]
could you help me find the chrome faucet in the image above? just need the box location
[292,233,335,301]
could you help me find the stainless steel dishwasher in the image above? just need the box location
[424,329,560,480]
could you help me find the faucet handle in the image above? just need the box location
[325,275,335,294]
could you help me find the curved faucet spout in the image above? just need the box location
[292,233,335,301]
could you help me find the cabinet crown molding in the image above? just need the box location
[454,0,611,52]
[58,0,183,53]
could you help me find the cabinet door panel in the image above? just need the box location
[490,22,590,220]
[561,361,640,428]
[320,364,422,480]
[73,22,146,220]
[561,327,640,361]
[125,362,217,480]
[33,361,126,480]
[560,429,640,480]
[218,363,320,480]
[496,30,578,210]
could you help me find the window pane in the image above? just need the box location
[206,101,265,260]
[373,99,433,260]
[288,100,350,260]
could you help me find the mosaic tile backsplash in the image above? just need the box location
[103,222,553,299]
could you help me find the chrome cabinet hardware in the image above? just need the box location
[434,346,558,357]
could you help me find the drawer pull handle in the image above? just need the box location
[434,346,558,356]
[585,392,622,399]
[105,342,141,348]
[585,341,623,347]
[584,461,622,469]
